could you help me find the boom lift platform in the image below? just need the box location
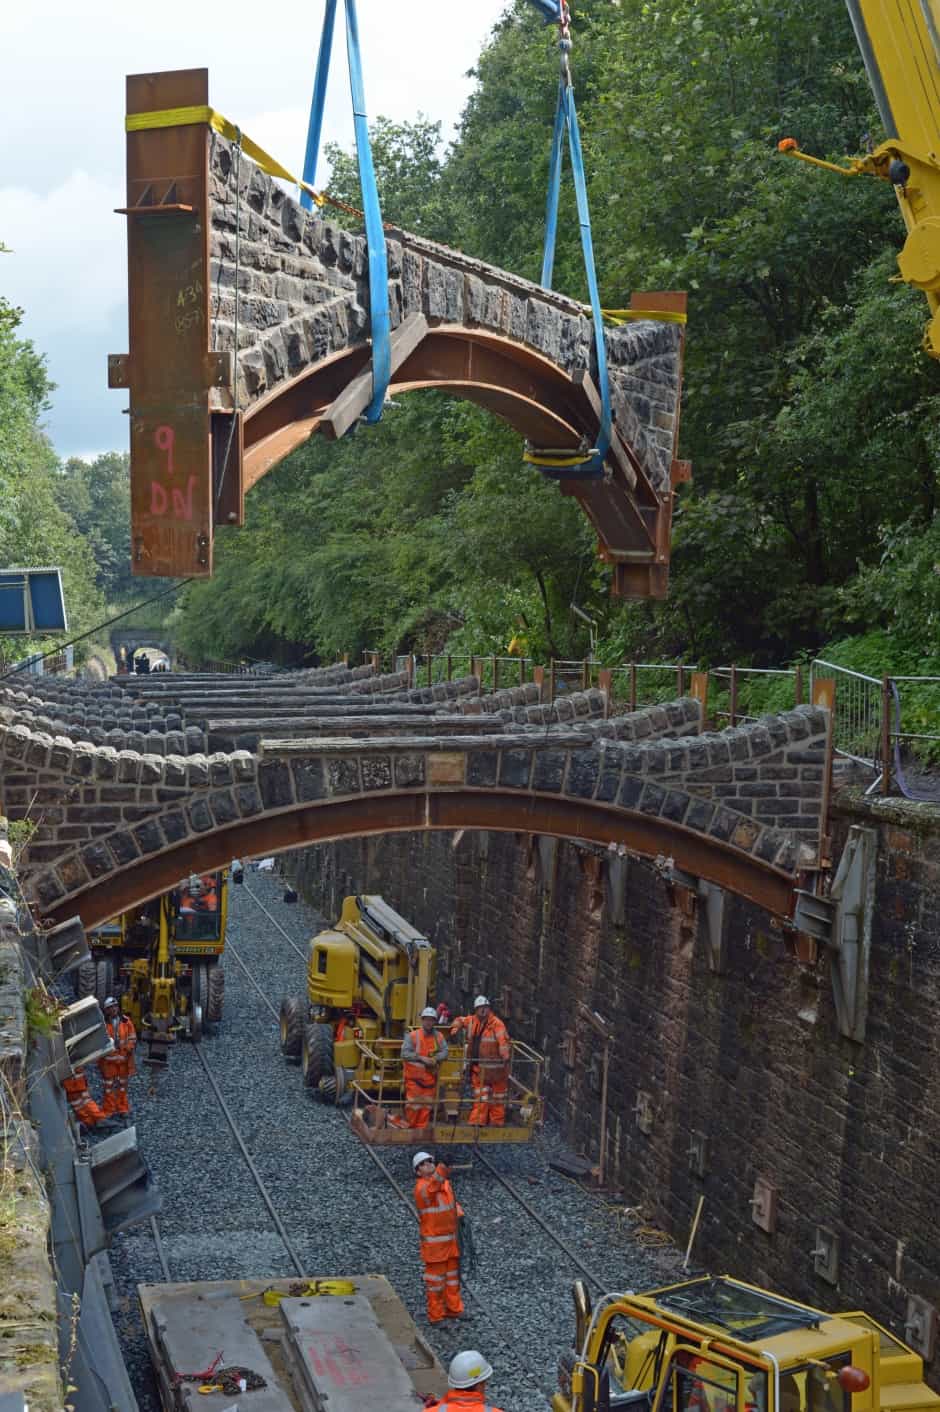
[280,894,544,1145]
[139,1273,443,1411]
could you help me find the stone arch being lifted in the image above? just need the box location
[112,69,687,596]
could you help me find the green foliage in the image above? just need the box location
[7,4,940,702]
[0,290,104,668]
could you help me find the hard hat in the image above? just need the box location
[103,996,118,1009]
[412,1150,434,1171]
[187,875,204,896]
[420,1006,438,1019]
[448,1351,493,1389]
[473,994,489,1008]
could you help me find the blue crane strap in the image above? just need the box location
[540,80,612,475]
[529,0,562,19]
[300,0,390,423]
[300,0,336,208]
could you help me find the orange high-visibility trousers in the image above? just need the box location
[423,1255,463,1322]
[468,1077,508,1126]
[405,1079,435,1128]
[99,1058,131,1115]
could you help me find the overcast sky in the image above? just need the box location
[1,0,510,459]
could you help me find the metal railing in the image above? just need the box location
[367,648,940,797]
[809,659,882,771]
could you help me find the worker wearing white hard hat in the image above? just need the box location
[98,995,136,1124]
[425,1350,503,1410]
[449,994,511,1127]
[400,1006,449,1128]
[413,1153,464,1325]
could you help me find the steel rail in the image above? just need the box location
[471,1149,608,1292]
[150,1214,171,1282]
[233,884,527,1368]
[241,878,308,961]
[192,1038,305,1278]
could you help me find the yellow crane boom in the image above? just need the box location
[783,0,940,354]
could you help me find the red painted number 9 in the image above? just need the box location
[154,424,175,478]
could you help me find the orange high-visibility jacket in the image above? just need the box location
[402,1027,447,1090]
[102,1015,137,1075]
[451,1012,510,1081]
[426,1392,504,1411]
[62,1072,92,1101]
[414,1164,462,1264]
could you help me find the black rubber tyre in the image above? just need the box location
[318,1064,350,1106]
[191,963,209,1016]
[94,957,115,1008]
[74,960,96,1000]
[301,1022,334,1091]
[279,996,307,1061]
[207,965,225,1024]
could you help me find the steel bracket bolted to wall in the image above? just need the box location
[793,825,877,1042]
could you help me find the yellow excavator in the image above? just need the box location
[77,870,228,1063]
[782,1,940,356]
[554,1273,940,1412]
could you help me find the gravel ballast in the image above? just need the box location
[106,864,688,1411]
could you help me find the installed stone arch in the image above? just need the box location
[0,667,829,930]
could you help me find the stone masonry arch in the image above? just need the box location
[0,664,830,931]
[115,70,686,597]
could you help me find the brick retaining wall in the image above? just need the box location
[288,792,940,1371]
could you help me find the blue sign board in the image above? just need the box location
[0,567,68,634]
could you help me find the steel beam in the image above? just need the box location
[117,70,226,578]
[42,790,796,930]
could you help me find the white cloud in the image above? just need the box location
[0,0,511,456]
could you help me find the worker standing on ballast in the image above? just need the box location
[450,995,510,1126]
[426,1351,504,1411]
[401,1006,448,1128]
[413,1151,464,1323]
[99,996,137,1122]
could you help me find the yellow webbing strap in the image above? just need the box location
[523,445,597,468]
[126,105,326,208]
[598,307,688,326]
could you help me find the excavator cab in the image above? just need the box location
[554,1276,940,1412]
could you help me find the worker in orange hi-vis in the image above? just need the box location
[99,997,137,1119]
[425,1351,505,1412]
[450,996,510,1126]
[62,1070,108,1130]
[401,1006,449,1128]
[413,1151,464,1324]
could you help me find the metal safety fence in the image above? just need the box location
[373,649,940,798]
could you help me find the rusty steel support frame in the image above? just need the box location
[41,790,796,931]
[114,71,683,594]
[111,69,239,578]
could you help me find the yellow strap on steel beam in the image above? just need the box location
[598,308,689,326]
[523,445,598,468]
[125,105,327,207]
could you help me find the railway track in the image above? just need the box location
[112,869,678,1412]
